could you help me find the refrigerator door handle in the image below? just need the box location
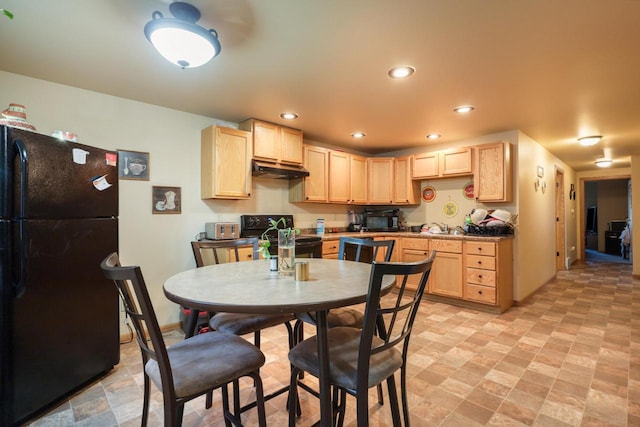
[13,139,28,298]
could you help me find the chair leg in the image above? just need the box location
[401,366,410,427]
[336,388,347,427]
[142,374,150,427]
[377,383,384,405]
[254,330,261,348]
[221,384,233,427]
[288,367,301,427]
[386,376,402,426]
[249,371,267,427]
[233,379,241,418]
[206,390,213,409]
[176,403,185,427]
[355,388,370,427]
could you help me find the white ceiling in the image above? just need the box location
[1,0,639,171]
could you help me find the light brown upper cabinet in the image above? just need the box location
[328,151,350,203]
[368,157,394,204]
[393,156,420,204]
[239,119,303,165]
[289,145,329,202]
[412,147,472,179]
[201,126,252,199]
[330,152,367,204]
[474,141,512,202]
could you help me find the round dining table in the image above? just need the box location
[164,258,396,427]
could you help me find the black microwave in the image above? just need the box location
[362,209,399,231]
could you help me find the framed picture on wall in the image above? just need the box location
[118,149,150,181]
[152,186,181,214]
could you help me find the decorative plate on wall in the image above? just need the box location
[422,186,436,203]
[463,181,475,200]
[442,200,458,218]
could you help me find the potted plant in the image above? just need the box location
[259,217,299,274]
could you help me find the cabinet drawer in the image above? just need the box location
[465,241,496,256]
[402,238,428,250]
[322,240,340,255]
[431,239,462,253]
[466,254,496,270]
[466,267,496,286]
[464,284,496,304]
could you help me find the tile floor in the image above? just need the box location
[27,257,638,426]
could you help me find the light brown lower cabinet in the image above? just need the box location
[397,236,513,313]
[322,239,340,259]
[427,240,463,298]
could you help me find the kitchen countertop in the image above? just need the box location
[306,231,512,242]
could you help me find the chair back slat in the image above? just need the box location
[356,253,435,391]
[191,238,260,267]
[337,236,395,263]
[100,253,174,389]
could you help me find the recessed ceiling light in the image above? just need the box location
[454,105,475,114]
[578,135,602,146]
[388,66,415,79]
[280,112,298,120]
[351,132,366,139]
[426,133,441,140]
[595,159,612,168]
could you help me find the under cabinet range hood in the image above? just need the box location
[252,159,310,179]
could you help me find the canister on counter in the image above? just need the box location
[316,219,325,235]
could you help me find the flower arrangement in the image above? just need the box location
[258,217,299,259]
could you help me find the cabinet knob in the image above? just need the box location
[477,261,482,265]
[478,290,483,295]
[478,275,483,279]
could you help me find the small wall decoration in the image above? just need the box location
[152,186,181,214]
[462,181,474,200]
[422,186,436,203]
[442,200,458,218]
[569,183,576,200]
[537,165,544,178]
[118,149,150,180]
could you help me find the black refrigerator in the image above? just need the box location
[0,126,120,426]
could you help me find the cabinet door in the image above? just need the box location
[329,151,351,203]
[201,126,252,199]
[412,152,439,179]
[441,147,472,176]
[251,120,279,161]
[280,126,303,164]
[402,249,431,291]
[427,251,463,298]
[474,141,512,202]
[350,155,368,204]
[393,156,419,204]
[368,158,394,204]
[302,145,329,202]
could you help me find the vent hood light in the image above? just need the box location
[252,159,309,179]
[578,135,602,146]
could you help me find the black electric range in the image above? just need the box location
[240,214,323,258]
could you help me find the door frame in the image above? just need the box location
[555,167,565,270]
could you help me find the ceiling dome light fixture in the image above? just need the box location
[280,112,299,120]
[578,135,602,146]
[454,105,475,113]
[595,158,612,168]
[388,66,416,79]
[144,2,221,68]
[426,133,442,140]
[351,132,366,139]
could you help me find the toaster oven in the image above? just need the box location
[205,222,240,240]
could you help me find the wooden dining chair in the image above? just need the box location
[100,252,267,427]
[190,239,297,350]
[288,254,435,427]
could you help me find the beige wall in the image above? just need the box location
[4,69,598,324]
[0,71,353,327]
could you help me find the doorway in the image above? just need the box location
[580,176,631,264]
